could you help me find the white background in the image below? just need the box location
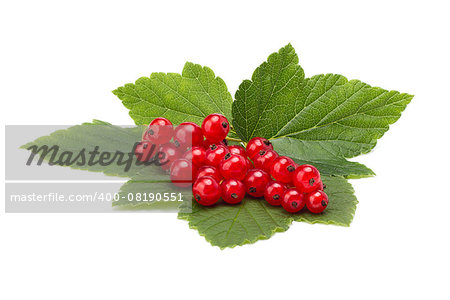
[1,1,449,299]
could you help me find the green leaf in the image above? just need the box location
[178,175,357,249]
[113,167,191,210]
[178,195,292,249]
[232,45,413,158]
[113,62,233,125]
[20,120,161,178]
[272,137,374,178]
[232,43,305,142]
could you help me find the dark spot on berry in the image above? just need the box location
[292,201,298,208]
[263,140,271,146]
[287,165,295,172]
[148,129,154,136]
[222,122,228,128]
[309,178,315,186]
[195,195,201,201]
[321,200,327,207]
[210,144,217,150]
[231,193,238,199]
[249,187,256,193]
[174,140,180,148]
[224,153,231,160]
[273,194,280,200]
[259,150,266,156]
[142,143,148,149]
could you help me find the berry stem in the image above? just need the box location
[225,136,243,142]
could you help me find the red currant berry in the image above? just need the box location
[221,179,245,204]
[174,122,203,148]
[228,145,246,157]
[318,181,325,191]
[144,117,173,144]
[196,165,222,182]
[293,164,322,193]
[270,156,296,184]
[264,181,287,206]
[170,159,195,188]
[134,141,156,162]
[305,190,328,214]
[219,153,248,180]
[192,176,221,206]
[253,149,279,173]
[244,169,271,198]
[205,144,230,167]
[201,114,230,143]
[157,143,180,171]
[281,189,305,213]
[182,146,206,168]
[246,137,273,159]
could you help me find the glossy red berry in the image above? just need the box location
[201,114,230,143]
[134,141,156,162]
[306,190,329,214]
[192,176,221,206]
[170,159,195,188]
[293,164,322,193]
[219,153,248,180]
[246,137,273,159]
[270,156,296,184]
[244,169,271,198]
[281,189,305,213]
[205,144,230,167]
[144,117,173,144]
[253,149,279,173]
[182,146,206,168]
[221,179,246,204]
[196,165,222,182]
[228,145,246,157]
[174,122,203,148]
[264,181,287,206]
[157,143,180,171]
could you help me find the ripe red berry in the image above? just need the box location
[192,176,221,206]
[270,156,296,184]
[305,190,329,214]
[174,122,203,148]
[246,137,273,159]
[281,189,305,213]
[293,164,322,193]
[134,141,156,162]
[170,159,195,188]
[201,114,230,143]
[219,153,248,180]
[228,145,246,157]
[264,181,287,206]
[244,169,271,197]
[221,179,246,204]
[157,143,180,171]
[196,165,222,182]
[144,117,173,144]
[205,144,230,167]
[253,149,279,172]
[182,146,206,168]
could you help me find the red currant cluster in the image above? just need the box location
[134,114,328,214]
